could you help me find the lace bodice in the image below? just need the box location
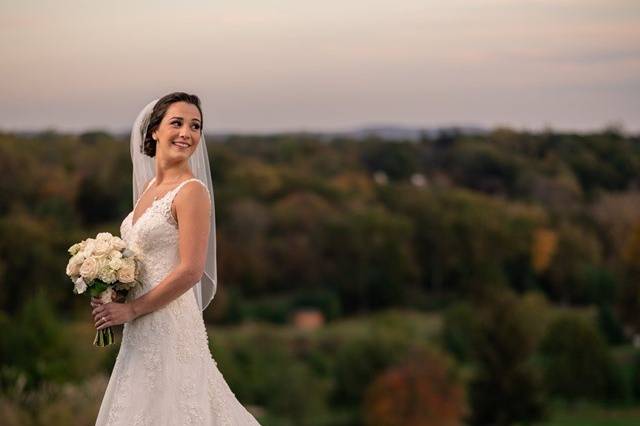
[120,178,209,298]
[95,177,261,425]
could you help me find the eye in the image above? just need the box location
[192,123,201,130]
[171,120,182,127]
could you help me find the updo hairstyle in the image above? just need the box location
[142,92,203,157]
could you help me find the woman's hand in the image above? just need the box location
[89,291,124,307]
[92,297,137,330]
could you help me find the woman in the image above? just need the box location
[92,92,261,425]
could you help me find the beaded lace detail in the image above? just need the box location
[95,178,260,426]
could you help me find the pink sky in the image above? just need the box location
[1,0,639,133]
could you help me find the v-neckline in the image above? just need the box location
[130,178,192,228]
[130,193,169,228]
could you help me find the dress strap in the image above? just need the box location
[169,178,207,199]
[159,178,211,221]
[174,178,211,204]
[146,177,157,190]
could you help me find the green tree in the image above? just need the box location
[332,331,413,410]
[540,313,619,401]
[468,290,547,426]
[321,205,419,313]
[441,302,475,363]
[360,141,419,181]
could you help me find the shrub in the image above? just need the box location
[540,313,616,401]
[0,290,80,391]
[331,331,412,407]
[211,331,329,424]
[441,302,474,362]
[363,348,467,426]
[467,290,547,426]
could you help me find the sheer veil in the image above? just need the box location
[129,98,217,311]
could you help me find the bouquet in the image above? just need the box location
[66,232,140,346]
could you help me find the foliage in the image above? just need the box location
[210,328,329,425]
[1,129,639,319]
[0,376,106,426]
[331,332,412,408]
[0,291,81,392]
[541,222,603,304]
[2,127,640,422]
[441,302,475,363]
[321,205,420,312]
[540,313,621,402]
[467,290,548,426]
[363,348,467,426]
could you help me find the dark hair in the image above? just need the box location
[142,92,203,157]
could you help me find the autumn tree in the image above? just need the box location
[363,348,466,426]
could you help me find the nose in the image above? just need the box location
[179,124,190,139]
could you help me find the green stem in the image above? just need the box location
[93,327,115,347]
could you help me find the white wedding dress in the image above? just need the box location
[96,178,261,426]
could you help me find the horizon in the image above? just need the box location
[3,122,633,139]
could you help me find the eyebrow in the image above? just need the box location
[169,116,201,123]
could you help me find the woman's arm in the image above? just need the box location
[92,181,211,329]
[132,181,211,317]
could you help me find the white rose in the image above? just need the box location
[98,267,116,283]
[94,238,111,256]
[73,277,87,294]
[66,253,84,276]
[68,243,82,255]
[109,249,123,259]
[65,260,76,277]
[79,256,100,281]
[81,239,96,257]
[108,257,123,271]
[96,232,113,241]
[100,255,112,269]
[111,237,127,251]
[117,262,136,283]
[99,287,115,304]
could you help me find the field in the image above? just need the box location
[537,404,640,426]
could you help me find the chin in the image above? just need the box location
[173,152,192,161]
[166,145,192,157]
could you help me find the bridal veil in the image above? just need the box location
[129,98,217,311]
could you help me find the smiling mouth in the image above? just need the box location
[172,141,191,148]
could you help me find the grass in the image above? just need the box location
[207,307,441,340]
[535,403,640,426]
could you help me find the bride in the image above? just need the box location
[91,92,261,425]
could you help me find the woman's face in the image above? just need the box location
[152,101,202,161]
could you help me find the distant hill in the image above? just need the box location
[205,124,490,142]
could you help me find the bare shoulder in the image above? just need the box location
[174,180,211,211]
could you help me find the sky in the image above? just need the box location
[1,0,639,134]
